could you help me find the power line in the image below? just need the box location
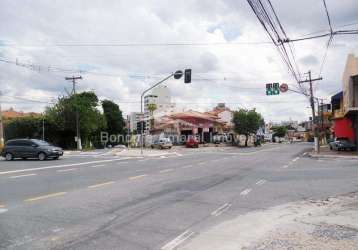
[297,20,358,38]
[0,41,272,48]
[322,0,333,34]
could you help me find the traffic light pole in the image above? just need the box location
[140,73,175,155]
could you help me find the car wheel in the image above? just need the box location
[329,146,332,150]
[38,152,47,161]
[151,145,154,149]
[22,157,27,160]
[5,153,13,161]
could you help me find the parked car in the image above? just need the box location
[151,138,172,149]
[1,139,63,161]
[186,137,199,148]
[329,137,356,151]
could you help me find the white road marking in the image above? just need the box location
[90,164,105,168]
[161,230,195,250]
[292,157,300,162]
[211,203,232,216]
[0,208,8,214]
[282,164,289,168]
[255,179,266,186]
[57,168,77,172]
[174,152,183,157]
[25,192,67,202]
[240,188,252,196]
[8,173,37,179]
[88,181,115,189]
[138,159,146,162]
[159,169,174,173]
[0,158,129,176]
[302,152,308,156]
[160,156,167,159]
[182,165,194,169]
[129,174,147,180]
[198,161,205,165]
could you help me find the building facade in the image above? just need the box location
[331,54,358,146]
[143,85,176,133]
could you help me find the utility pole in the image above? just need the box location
[0,91,4,149]
[127,114,130,150]
[320,99,324,144]
[42,114,45,141]
[65,76,83,150]
[299,71,322,153]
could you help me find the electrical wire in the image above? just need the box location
[0,41,272,48]
[322,0,333,34]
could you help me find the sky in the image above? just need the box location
[1,0,358,122]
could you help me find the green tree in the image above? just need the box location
[4,116,43,141]
[101,100,125,142]
[233,109,264,146]
[45,91,106,149]
[147,103,157,130]
[272,126,287,138]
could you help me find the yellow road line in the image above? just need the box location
[88,181,115,189]
[25,192,67,202]
[129,174,147,180]
[159,169,174,173]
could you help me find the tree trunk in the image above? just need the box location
[245,134,248,147]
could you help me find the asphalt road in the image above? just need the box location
[0,143,357,249]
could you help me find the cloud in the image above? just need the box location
[0,0,358,123]
[299,55,319,66]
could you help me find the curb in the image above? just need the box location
[309,153,358,159]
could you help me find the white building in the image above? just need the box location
[128,112,141,133]
[143,85,176,132]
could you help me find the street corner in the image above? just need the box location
[180,193,358,250]
[308,145,358,160]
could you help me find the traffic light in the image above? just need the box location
[266,83,273,95]
[273,83,280,95]
[266,83,280,95]
[184,69,191,83]
[137,121,146,132]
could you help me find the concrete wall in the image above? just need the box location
[343,54,358,112]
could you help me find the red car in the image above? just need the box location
[186,137,199,148]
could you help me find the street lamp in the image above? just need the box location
[140,70,189,154]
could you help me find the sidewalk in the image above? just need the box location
[181,193,358,250]
[309,145,358,159]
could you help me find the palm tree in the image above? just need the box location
[147,103,157,129]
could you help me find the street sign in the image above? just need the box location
[174,70,183,79]
[279,83,288,93]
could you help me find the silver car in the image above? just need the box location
[151,138,172,149]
